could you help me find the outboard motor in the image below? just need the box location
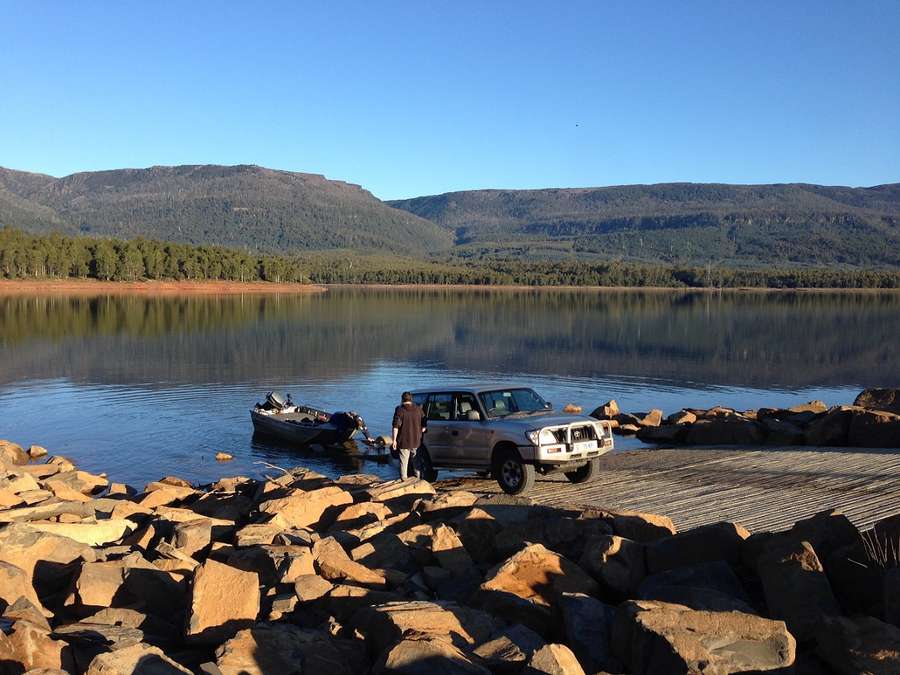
[265,391,292,411]
[329,411,367,436]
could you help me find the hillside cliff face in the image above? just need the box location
[390,183,900,266]
[0,165,452,255]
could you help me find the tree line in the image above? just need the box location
[0,227,308,283]
[2,226,900,288]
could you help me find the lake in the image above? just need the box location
[1,288,897,488]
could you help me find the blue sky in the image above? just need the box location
[1,1,898,199]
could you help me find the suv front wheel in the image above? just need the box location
[492,446,536,495]
[565,457,600,484]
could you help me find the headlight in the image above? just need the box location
[526,429,556,446]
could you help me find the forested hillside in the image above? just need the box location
[5,227,898,289]
[3,164,900,269]
[0,165,451,255]
[0,227,309,283]
[390,183,900,267]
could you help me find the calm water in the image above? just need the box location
[1,288,897,488]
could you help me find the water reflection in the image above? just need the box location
[0,289,896,486]
[2,289,897,387]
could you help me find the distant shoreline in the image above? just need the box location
[0,279,327,295]
[1,279,898,295]
[325,283,900,293]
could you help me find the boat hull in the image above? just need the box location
[250,409,357,446]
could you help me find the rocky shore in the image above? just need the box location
[2,438,900,674]
[592,387,900,449]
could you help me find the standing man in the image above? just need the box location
[392,391,426,480]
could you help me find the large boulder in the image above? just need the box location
[636,424,686,444]
[645,521,749,574]
[0,561,45,615]
[313,536,393,588]
[350,532,418,574]
[374,635,489,674]
[613,600,796,675]
[0,440,28,465]
[294,574,333,603]
[579,535,645,595]
[26,519,136,547]
[320,584,403,621]
[66,555,186,618]
[684,418,764,445]
[637,560,754,613]
[756,539,841,642]
[430,524,477,575]
[589,400,619,420]
[847,408,900,448]
[258,485,352,530]
[523,643,585,675]
[815,615,900,674]
[0,619,76,673]
[415,491,479,522]
[214,624,363,675]
[480,543,599,607]
[790,509,862,560]
[638,409,664,427]
[473,624,545,672]
[456,509,502,564]
[611,510,676,542]
[364,478,436,504]
[558,593,617,674]
[186,559,260,644]
[0,523,96,598]
[854,388,900,414]
[84,641,192,674]
[761,417,806,445]
[667,409,697,425]
[1,596,51,632]
[331,501,392,530]
[351,600,498,655]
[172,518,212,557]
[805,406,856,446]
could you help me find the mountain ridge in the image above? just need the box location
[2,163,899,267]
[0,164,452,255]
[389,182,900,266]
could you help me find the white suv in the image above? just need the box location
[411,385,614,495]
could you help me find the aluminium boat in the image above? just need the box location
[250,392,368,446]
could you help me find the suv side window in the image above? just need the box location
[453,393,480,421]
[427,393,453,421]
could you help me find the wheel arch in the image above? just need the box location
[491,440,521,466]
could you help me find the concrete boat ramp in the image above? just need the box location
[443,445,900,533]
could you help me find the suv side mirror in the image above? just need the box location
[466,410,482,421]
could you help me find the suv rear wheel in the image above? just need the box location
[418,446,438,482]
[492,446,535,495]
[565,457,600,484]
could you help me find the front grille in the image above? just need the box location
[570,425,596,442]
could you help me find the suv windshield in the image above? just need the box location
[478,388,549,419]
